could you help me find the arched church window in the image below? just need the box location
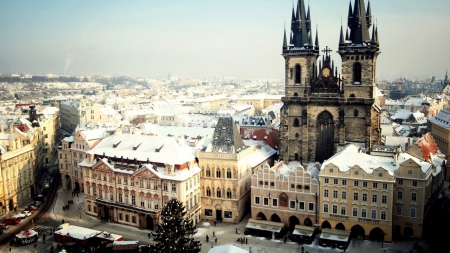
[295,64,301,84]
[293,93,298,97]
[216,168,221,178]
[350,94,356,98]
[295,133,299,139]
[354,109,359,117]
[206,168,210,177]
[206,187,211,197]
[227,168,231,179]
[216,188,221,198]
[227,189,232,199]
[293,118,300,127]
[353,62,362,84]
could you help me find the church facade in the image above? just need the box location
[279,0,382,164]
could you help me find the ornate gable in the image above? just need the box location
[92,159,115,173]
[133,166,160,179]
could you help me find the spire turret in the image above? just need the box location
[308,31,313,47]
[366,0,372,28]
[339,25,345,45]
[347,0,371,44]
[306,5,311,31]
[292,0,309,47]
[347,1,353,25]
[283,24,288,49]
[315,25,319,50]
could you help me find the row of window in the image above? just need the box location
[323,204,388,220]
[258,181,310,190]
[397,191,417,201]
[205,187,233,198]
[324,178,390,189]
[323,190,389,203]
[205,168,233,178]
[254,196,315,211]
[205,209,233,219]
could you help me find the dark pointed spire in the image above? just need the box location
[293,0,309,47]
[315,25,319,50]
[348,0,371,44]
[366,0,372,27]
[375,25,379,44]
[306,4,311,31]
[371,23,376,43]
[345,27,349,40]
[339,23,345,45]
[308,31,313,47]
[283,24,288,49]
[347,1,353,21]
[291,2,296,31]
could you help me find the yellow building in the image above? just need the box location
[38,107,61,164]
[236,95,282,114]
[58,136,73,190]
[319,144,396,242]
[197,117,276,223]
[0,117,43,214]
[80,133,201,230]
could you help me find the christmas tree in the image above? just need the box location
[150,198,201,253]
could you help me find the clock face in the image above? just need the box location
[322,68,331,77]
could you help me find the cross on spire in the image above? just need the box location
[322,46,332,57]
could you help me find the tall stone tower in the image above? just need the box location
[279,0,381,164]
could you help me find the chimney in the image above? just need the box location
[9,122,14,134]
[178,135,184,146]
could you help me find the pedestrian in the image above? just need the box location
[235,228,238,234]
[50,245,54,253]
[43,234,46,243]
[206,235,209,242]
[62,219,65,224]
[214,220,217,226]
[246,237,248,244]
[212,231,215,237]
[215,238,217,245]
[77,192,79,197]
[63,206,65,211]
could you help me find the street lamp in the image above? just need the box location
[78,206,83,220]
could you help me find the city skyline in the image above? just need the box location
[0,0,449,80]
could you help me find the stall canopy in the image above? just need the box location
[319,228,350,242]
[245,218,285,233]
[292,225,315,237]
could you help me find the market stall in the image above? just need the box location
[15,229,38,245]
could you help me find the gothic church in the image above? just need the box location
[279,0,381,163]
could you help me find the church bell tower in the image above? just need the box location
[279,0,381,164]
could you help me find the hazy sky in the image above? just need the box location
[0,0,449,81]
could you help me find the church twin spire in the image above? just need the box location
[344,0,378,46]
[283,0,318,53]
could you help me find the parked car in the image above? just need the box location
[12,213,27,220]
[33,195,45,202]
[21,210,32,217]
[3,217,20,225]
[25,206,37,211]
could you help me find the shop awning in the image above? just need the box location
[245,218,285,233]
[292,225,315,237]
[319,228,350,242]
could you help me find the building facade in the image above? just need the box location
[38,107,61,164]
[60,99,91,133]
[251,161,319,229]
[279,0,381,164]
[0,118,43,213]
[58,136,73,190]
[80,134,201,230]
[427,109,450,180]
[197,117,276,223]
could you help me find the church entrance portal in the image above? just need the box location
[315,111,334,163]
[103,206,110,221]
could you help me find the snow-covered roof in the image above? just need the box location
[207,245,248,253]
[242,140,277,168]
[428,110,450,129]
[54,225,101,240]
[87,134,196,165]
